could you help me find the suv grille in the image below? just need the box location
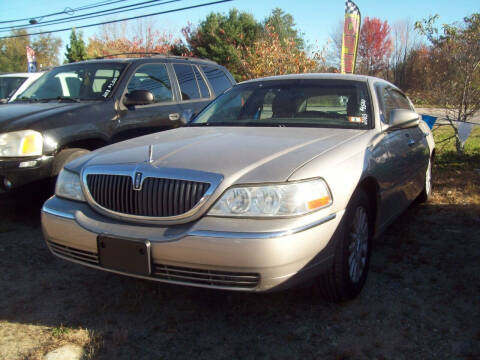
[86,174,210,217]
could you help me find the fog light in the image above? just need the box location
[19,160,37,168]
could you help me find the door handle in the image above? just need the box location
[408,139,416,147]
[169,113,180,121]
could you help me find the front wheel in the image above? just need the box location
[317,189,372,302]
[417,156,433,203]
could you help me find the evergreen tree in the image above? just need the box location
[264,8,305,50]
[65,28,87,63]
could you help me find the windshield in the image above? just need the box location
[0,77,26,99]
[191,79,372,129]
[17,62,126,101]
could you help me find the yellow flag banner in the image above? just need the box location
[341,0,361,74]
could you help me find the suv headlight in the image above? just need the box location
[0,130,43,157]
[55,169,86,201]
[208,178,332,217]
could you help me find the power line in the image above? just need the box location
[0,0,180,31]
[0,0,131,25]
[0,0,234,40]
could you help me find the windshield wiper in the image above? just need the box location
[14,96,40,102]
[41,96,80,103]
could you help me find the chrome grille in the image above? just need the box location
[86,174,210,217]
[153,264,260,289]
[47,240,99,264]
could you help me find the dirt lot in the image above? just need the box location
[0,127,479,360]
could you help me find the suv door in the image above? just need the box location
[172,63,213,117]
[114,63,183,142]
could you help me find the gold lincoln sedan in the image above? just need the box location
[41,74,435,302]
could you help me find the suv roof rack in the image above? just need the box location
[90,52,217,64]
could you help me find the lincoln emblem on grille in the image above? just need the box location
[133,172,143,191]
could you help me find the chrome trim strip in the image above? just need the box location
[41,204,75,220]
[81,164,223,224]
[189,214,337,239]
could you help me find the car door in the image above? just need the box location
[376,85,413,223]
[113,62,183,142]
[389,89,429,200]
[172,63,213,118]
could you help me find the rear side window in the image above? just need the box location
[173,64,200,100]
[127,64,173,103]
[193,66,210,98]
[201,65,232,95]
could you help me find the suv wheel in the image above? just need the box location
[52,148,90,176]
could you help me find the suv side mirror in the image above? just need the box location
[389,109,419,129]
[123,90,154,107]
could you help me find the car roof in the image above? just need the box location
[58,56,219,67]
[240,73,390,84]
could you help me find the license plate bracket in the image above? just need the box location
[98,236,151,276]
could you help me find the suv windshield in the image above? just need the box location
[0,77,26,100]
[17,62,126,102]
[191,79,372,129]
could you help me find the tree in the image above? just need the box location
[238,25,323,80]
[86,20,182,58]
[182,9,262,81]
[264,8,304,49]
[390,19,420,88]
[416,13,480,154]
[357,17,393,76]
[0,29,61,72]
[86,20,181,58]
[65,28,87,63]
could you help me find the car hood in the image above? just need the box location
[77,126,366,184]
[0,102,90,132]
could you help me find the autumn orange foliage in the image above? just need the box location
[238,25,325,80]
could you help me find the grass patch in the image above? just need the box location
[433,125,480,170]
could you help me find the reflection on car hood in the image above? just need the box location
[79,127,366,184]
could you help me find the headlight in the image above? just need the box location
[55,169,86,202]
[208,179,332,217]
[0,130,43,157]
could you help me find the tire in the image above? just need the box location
[317,189,372,302]
[417,156,433,203]
[52,148,90,176]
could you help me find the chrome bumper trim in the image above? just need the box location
[42,203,336,240]
[42,204,75,220]
[189,214,337,239]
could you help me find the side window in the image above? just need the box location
[173,64,200,100]
[390,90,413,111]
[193,66,210,98]
[127,64,173,103]
[201,65,232,95]
[380,88,397,124]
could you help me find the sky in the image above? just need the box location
[0,0,479,62]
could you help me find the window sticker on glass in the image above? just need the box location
[102,77,118,98]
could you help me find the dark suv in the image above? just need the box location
[0,56,235,192]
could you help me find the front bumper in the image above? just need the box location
[0,155,54,192]
[41,196,345,292]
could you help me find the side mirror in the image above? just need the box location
[389,109,419,129]
[123,90,154,107]
[0,98,7,104]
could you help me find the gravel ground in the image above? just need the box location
[0,167,479,360]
